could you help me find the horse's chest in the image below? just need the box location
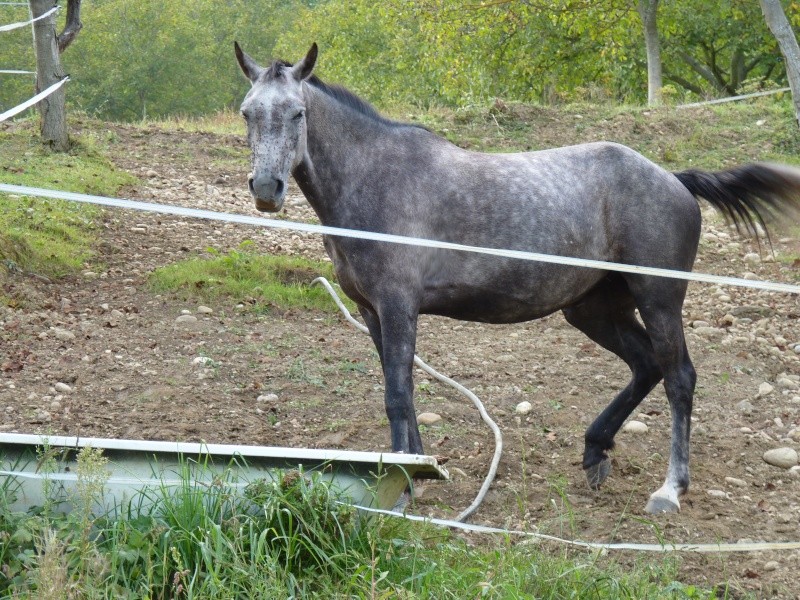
[322,237,370,307]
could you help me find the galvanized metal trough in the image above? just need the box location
[0,433,448,514]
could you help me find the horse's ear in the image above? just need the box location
[235,41,264,84]
[292,43,318,81]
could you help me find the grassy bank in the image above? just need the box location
[148,242,355,314]
[0,119,136,290]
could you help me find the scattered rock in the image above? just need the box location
[197,305,214,314]
[693,327,724,341]
[622,420,648,434]
[763,561,780,572]
[174,314,198,324]
[757,382,774,397]
[724,477,747,487]
[448,467,468,479]
[54,382,72,394]
[776,377,799,391]
[743,252,760,266]
[762,447,799,469]
[732,305,774,318]
[52,328,75,341]
[736,400,754,415]
[515,401,532,415]
[192,357,214,366]
[707,489,728,499]
[417,412,442,426]
[256,393,279,403]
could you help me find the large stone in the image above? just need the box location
[515,401,532,415]
[53,328,75,341]
[417,412,442,426]
[622,420,648,434]
[763,448,799,469]
[693,327,724,341]
[757,382,774,397]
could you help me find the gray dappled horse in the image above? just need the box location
[235,42,800,514]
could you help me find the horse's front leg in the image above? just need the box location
[376,300,422,455]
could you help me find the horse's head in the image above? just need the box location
[235,42,317,212]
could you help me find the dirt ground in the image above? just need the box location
[2,122,800,597]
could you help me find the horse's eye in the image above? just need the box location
[292,110,305,121]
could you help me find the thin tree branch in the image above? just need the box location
[57,0,82,53]
[664,71,707,96]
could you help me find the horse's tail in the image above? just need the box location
[673,163,800,240]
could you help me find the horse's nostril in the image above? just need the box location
[248,177,255,194]
[274,178,285,196]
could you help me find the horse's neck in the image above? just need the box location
[293,87,384,225]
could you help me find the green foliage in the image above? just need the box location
[148,241,356,314]
[63,0,306,121]
[1,0,795,119]
[0,4,36,113]
[659,0,781,97]
[0,451,721,599]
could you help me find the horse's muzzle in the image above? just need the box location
[248,174,285,212]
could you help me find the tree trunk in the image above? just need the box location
[759,0,800,126]
[30,0,68,150]
[29,0,82,151]
[636,0,662,106]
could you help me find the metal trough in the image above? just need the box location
[0,433,448,514]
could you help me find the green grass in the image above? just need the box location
[0,118,136,286]
[148,240,356,313]
[0,446,722,599]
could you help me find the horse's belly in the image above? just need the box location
[421,267,604,324]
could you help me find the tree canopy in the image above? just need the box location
[0,0,796,121]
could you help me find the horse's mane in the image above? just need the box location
[266,59,426,131]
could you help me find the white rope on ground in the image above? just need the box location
[0,4,57,32]
[677,87,791,109]
[312,277,502,522]
[346,503,800,553]
[0,69,35,74]
[1,183,799,295]
[0,77,68,122]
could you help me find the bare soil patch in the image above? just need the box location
[2,122,800,597]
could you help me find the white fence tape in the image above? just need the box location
[348,503,800,553]
[0,69,34,74]
[0,183,799,295]
[678,87,791,109]
[0,77,68,122]
[0,4,57,32]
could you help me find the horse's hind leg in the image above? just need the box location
[562,277,663,490]
[627,276,697,514]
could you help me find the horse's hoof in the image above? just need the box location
[585,458,611,490]
[644,495,680,514]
